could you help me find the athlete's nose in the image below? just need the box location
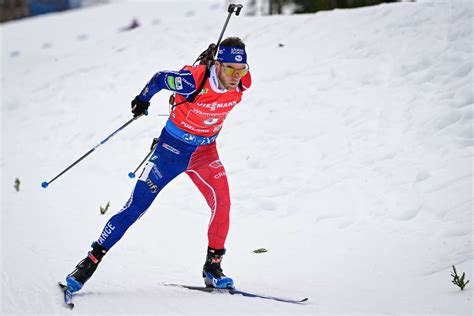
[231,72,242,79]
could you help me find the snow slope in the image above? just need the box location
[1,0,472,314]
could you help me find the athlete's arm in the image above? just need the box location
[137,69,197,102]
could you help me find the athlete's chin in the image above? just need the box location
[226,83,238,90]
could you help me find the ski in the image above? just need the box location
[58,282,74,309]
[164,283,309,304]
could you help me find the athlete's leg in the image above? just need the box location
[98,133,196,250]
[186,143,231,250]
[65,130,197,292]
[186,142,233,288]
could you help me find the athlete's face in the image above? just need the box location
[216,62,249,90]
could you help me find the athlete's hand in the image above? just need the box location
[131,96,150,118]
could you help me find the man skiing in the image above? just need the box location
[64,37,252,292]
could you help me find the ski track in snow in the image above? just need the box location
[1,0,473,315]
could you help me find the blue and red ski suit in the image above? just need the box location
[96,64,252,251]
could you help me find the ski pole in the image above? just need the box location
[41,116,140,188]
[128,137,159,179]
[214,3,244,59]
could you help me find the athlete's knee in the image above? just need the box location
[218,199,230,211]
[112,204,144,227]
[214,199,230,222]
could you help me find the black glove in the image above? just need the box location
[131,96,150,117]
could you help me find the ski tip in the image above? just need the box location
[58,281,75,309]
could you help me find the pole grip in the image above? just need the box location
[228,4,243,15]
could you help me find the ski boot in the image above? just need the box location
[202,247,234,289]
[65,242,107,292]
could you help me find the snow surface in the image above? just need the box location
[1,0,473,315]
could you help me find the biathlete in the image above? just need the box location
[64,37,252,291]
